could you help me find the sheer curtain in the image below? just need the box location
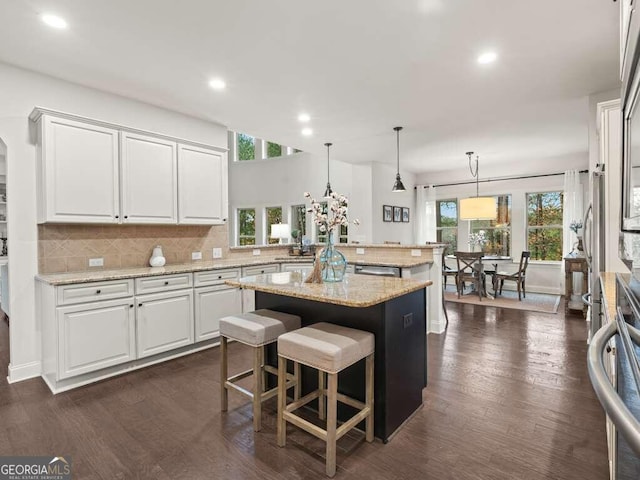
[563,170,583,268]
[415,185,436,244]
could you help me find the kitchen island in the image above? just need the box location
[227,272,431,442]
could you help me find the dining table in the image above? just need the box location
[446,254,513,298]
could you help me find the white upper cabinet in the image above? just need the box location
[38,115,120,223]
[178,144,228,224]
[121,132,178,224]
[31,108,228,225]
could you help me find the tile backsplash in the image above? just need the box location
[38,224,230,274]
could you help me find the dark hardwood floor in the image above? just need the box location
[0,302,608,479]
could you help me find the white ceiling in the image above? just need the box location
[0,0,620,175]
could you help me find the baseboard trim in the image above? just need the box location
[7,361,42,383]
[428,316,447,335]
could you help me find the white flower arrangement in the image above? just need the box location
[304,191,360,236]
[469,230,488,247]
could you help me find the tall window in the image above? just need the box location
[237,208,256,246]
[470,194,511,256]
[237,133,255,161]
[436,199,458,254]
[265,206,283,244]
[291,204,307,243]
[527,192,563,260]
[266,142,282,158]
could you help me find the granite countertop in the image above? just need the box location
[37,255,433,286]
[226,272,432,308]
[600,272,618,325]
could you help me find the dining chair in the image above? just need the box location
[455,251,485,301]
[494,251,531,300]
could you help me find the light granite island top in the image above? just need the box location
[226,271,431,308]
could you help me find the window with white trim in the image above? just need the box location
[526,191,563,261]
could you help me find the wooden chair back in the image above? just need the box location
[455,251,483,277]
[518,251,531,277]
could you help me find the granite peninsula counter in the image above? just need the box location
[230,271,431,442]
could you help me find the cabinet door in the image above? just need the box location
[194,285,241,342]
[121,132,177,224]
[178,144,228,225]
[57,298,135,379]
[41,116,120,223]
[136,289,194,358]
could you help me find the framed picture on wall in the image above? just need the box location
[402,207,410,222]
[383,205,393,222]
[393,206,402,222]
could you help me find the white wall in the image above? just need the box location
[371,162,416,244]
[0,62,228,382]
[228,156,418,245]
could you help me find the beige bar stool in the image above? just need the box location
[220,309,301,432]
[276,322,374,477]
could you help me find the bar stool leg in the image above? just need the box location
[261,345,267,393]
[294,361,301,401]
[365,354,374,443]
[220,336,228,412]
[277,356,287,447]
[318,370,326,421]
[326,372,338,477]
[253,346,263,432]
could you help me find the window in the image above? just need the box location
[265,206,283,244]
[436,199,458,254]
[266,142,282,158]
[527,191,563,260]
[237,208,256,245]
[315,202,348,244]
[237,133,255,161]
[291,204,307,243]
[470,194,511,256]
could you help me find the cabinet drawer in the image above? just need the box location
[194,268,239,287]
[241,263,280,277]
[135,273,193,294]
[57,279,134,306]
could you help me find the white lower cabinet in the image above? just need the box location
[57,298,136,380]
[136,289,194,358]
[195,285,241,341]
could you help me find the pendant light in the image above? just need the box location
[324,142,333,198]
[459,151,497,220]
[392,126,406,192]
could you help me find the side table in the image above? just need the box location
[564,256,588,318]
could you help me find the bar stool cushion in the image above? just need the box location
[220,309,301,347]
[278,322,374,374]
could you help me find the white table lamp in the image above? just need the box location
[270,223,291,244]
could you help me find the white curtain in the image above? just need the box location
[563,170,583,266]
[415,185,437,244]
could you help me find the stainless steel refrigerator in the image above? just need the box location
[583,165,606,341]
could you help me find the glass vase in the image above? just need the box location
[320,232,347,282]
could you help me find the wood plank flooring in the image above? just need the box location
[0,302,608,479]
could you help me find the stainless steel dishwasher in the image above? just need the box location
[353,264,401,277]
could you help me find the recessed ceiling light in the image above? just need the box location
[301,128,313,136]
[208,78,226,90]
[41,13,68,29]
[298,113,311,123]
[477,51,497,65]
